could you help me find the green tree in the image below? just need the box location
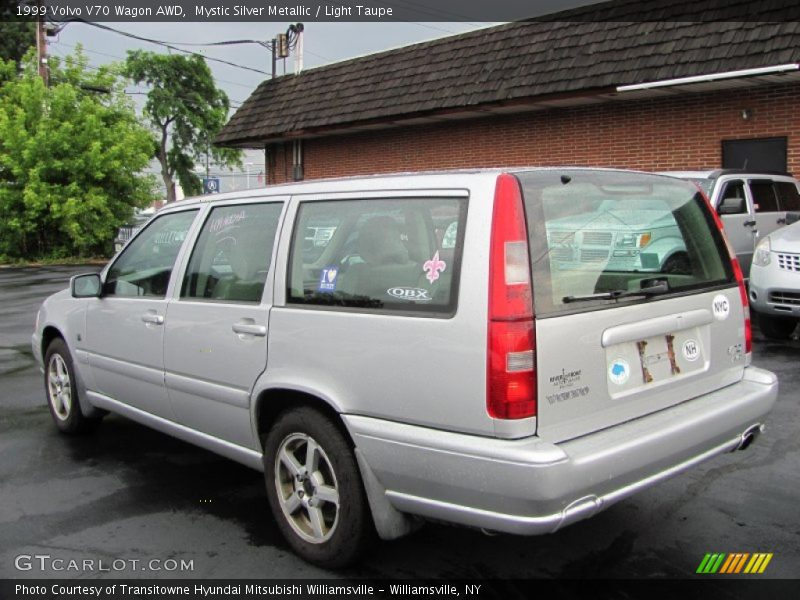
[0,2,36,66]
[0,48,157,260]
[124,50,242,203]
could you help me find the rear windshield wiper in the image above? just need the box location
[563,281,670,303]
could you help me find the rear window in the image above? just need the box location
[287,197,466,315]
[515,170,734,316]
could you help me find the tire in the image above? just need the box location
[757,313,798,340]
[263,407,375,568]
[44,338,102,435]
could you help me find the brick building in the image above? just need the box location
[216,0,800,183]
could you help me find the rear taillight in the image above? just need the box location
[695,183,752,359]
[487,174,536,420]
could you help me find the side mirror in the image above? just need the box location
[717,196,746,215]
[70,273,102,298]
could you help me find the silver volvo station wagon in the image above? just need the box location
[32,169,778,567]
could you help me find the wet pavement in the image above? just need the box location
[1,265,798,579]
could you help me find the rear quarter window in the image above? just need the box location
[516,170,734,316]
[287,197,467,315]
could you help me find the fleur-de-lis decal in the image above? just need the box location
[423,251,447,284]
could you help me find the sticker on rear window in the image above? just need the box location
[712,294,730,321]
[608,358,630,385]
[683,339,700,362]
[423,251,447,284]
[318,266,339,293]
[387,287,431,302]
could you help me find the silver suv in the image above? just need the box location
[659,170,800,277]
[33,169,777,567]
[750,220,800,339]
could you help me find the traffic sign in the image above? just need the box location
[203,177,220,194]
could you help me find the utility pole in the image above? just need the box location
[270,39,276,79]
[35,0,48,85]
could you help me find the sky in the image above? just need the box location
[42,1,596,195]
[46,21,493,193]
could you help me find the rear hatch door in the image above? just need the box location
[516,170,747,443]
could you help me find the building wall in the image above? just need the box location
[266,83,800,184]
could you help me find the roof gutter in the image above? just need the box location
[616,63,800,92]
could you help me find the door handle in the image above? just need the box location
[743,220,757,227]
[232,320,267,337]
[777,218,786,225]
[141,312,164,325]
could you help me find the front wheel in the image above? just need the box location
[757,313,799,340]
[263,407,375,568]
[44,338,102,434]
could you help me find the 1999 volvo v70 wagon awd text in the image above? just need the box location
[33,169,777,567]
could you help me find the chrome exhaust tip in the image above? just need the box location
[737,424,764,451]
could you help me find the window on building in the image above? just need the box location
[722,137,788,172]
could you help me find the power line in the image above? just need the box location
[154,38,272,48]
[48,48,245,108]
[52,19,270,76]
[125,90,243,109]
[54,41,259,91]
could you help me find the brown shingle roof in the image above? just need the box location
[216,0,800,147]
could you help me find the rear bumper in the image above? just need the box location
[345,366,777,535]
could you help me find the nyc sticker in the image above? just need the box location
[318,266,339,293]
[712,294,730,321]
[423,251,447,284]
[608,358,630,386]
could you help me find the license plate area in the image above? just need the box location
[606,327,707,396]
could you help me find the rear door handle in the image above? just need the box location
[743,220,757,227]
[141,312,164,325]
[232,320,267,337]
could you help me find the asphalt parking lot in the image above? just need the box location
[1,265,798,580]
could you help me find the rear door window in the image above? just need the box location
[515,170,734,316]
[287,198,466,315]
[181,203,283,303]
[775,181,800,211]
[749,180,780,212]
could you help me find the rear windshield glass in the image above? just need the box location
[287,197,466,315]
[687,178,714,197]
[515,170,735,316]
